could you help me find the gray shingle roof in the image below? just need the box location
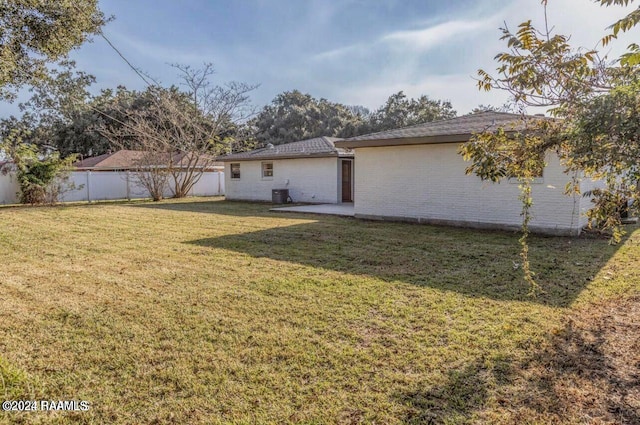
[74,150,223,170]
[219,137,353,161]
[335,112,550,148]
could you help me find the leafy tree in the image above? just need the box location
[461,0,640,287]
[0,115,35,152]
[60,85,173,158]
[369,91,456,132]
[8,68,228,160]
[469,103,514,114]
[251,90,456,146]
[1,130,77,204]
[251,90,366,145]
[1,61,128,158]
[565,82,640,235]
[0,0,106,99]
[12,61,101,156]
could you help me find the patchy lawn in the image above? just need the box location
[0,197,638,424]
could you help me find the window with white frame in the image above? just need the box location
[262,162,273,179]
[230,163,241,179]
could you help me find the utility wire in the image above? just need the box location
[59,5,236,153]
[61,4,173,147]
[72,3,159,88]
[98,33,157,87]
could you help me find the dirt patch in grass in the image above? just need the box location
[393,294,640,425]
[502,294,640,424]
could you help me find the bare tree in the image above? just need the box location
[98,64,257,200]
[131,151,171,202]
[97,95,173,200]
[168,63,257,197]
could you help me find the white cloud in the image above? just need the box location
[312,43,366,61]
[381,18,494,51]
[312,15,498,61]
[309,0,640,114]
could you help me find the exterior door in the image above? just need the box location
[341,160,352,202]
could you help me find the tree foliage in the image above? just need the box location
[251,90,367,145]
[0,0,106,99]
[565,82,640,240]
[1,130,76,205]
[469,103,514,114]
[11,61,103,156]
[5,63,248,161]
[251,90,456,146]
[1,62,141,158]
[368,91,456,132]
[600,0,640,65]
[462,0,640,286]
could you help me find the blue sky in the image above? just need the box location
[2,0,637,117]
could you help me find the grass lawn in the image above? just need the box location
[0,197,638,424]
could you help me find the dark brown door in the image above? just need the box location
[341,160,352,202]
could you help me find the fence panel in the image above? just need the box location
[190,172,223,196]
[1,170,224,204]
[0,172,19,204]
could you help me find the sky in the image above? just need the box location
[1,0,638,117]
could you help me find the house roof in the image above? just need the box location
[74,150,223,170]
[335,111,551,148]
[219,137,353,161]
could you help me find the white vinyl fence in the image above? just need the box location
[0,171,19,204]
[0,170,224,205]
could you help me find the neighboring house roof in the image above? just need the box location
[74,150,223,171]
[335,111,551,148]
[219,137,353,161]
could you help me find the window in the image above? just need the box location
[262,162,273,179]
[230,163,241,179]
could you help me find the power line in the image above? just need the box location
[61,4,173,147]
[72,3,159,88]
[98,33,157,87]
[53,5,235,153]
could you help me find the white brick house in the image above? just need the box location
[335,112,597,235]
[220,137,354,204]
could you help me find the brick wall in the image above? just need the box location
[578,175,607,228]
[353,144,584,235]
[224,157,340,203]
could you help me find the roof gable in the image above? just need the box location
[74,150,222,170]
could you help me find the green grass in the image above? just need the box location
[0,197,638,424]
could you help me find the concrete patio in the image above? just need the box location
[270,203,355,217]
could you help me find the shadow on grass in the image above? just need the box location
[184,219,625,307]
[128,200,627,306]
[513,294,640,424]
[394,295,640,424]
[395,360,493,424]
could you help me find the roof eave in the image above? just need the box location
[335,133,473,148]
[335,130,521,148]
[219,152,353,162]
